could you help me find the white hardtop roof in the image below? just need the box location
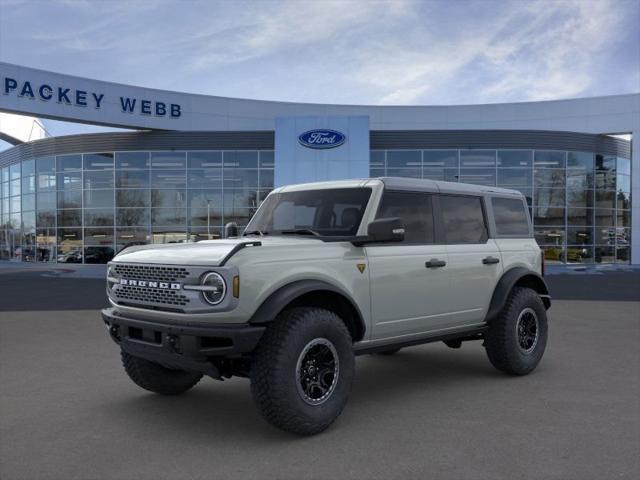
[274,177,522,197]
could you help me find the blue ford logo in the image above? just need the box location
[298,129,346,149]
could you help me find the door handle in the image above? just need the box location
[482,256,500,265]
[425,259,446,268]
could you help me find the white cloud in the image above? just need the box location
[0,0,636,105]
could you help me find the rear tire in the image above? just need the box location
[121,351,202,395]
[250,307,355,435]
[484,287,548,375]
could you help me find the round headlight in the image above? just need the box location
[201,272,226,305]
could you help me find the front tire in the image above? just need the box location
[121,351,202,395]
[484,287,548,375]
[250,307,355,435]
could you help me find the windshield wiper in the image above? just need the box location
[280,228,321,237]
[243,229,268,237]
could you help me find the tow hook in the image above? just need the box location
[167,334,181,353]
[108,324,121,342]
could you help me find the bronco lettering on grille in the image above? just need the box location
[119,279,181,290]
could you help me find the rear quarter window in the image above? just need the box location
[492,197,530,236]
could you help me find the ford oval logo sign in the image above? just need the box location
[298,129,346,149]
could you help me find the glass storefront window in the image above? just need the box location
[116,189,150,208]
[370,151,385,169]
[616,174,630,194]
[534,187,565,207]
[534,151,566,168]
[566,188,593,208]
[188,169,222,188]
[387,151,421,168]
[566,246,593,264]
[616,210,630,228]
[422,168,458,182]
[1,147,631,265]
[151,189,186,208]
[36,157,55,174]
[460,150,495,167]
[534,227,566,246]
[151,208,187,227]
[84,170,114,189]
[36,211,55,228]
[84,190,114,209]
[386,168,421,178]
[458,168,496,186]
[595,246,615,264]
[83,153,114,170]
[259,151,275,168]
[594,209,615,227]
[567,151,594,169]
[57,228,83,263]
[567,208,593,226]
[116,152,149,169]
[57,155,82,171]
[57,209,82,227]
[187,151,222,169]
[37,192,57,211]
[84,209,115,226]
[151,170,186,188]
[423,150,458,168]
[222,169,259,187]
[497,169,531,187]
[567,227,593,245]
[22,194,35,211]
[541,245,565,264]
[150,151,186,169]
[616,157,630,176]
[117,208,150,226]
[57,190,82,209]
[37,173,56,191]
[534,169,565,187]
[534,206,565,225]
[116,227,150,253]
[57,171,82,190]
[116,170,149,188]
[224,151,258,168]
[21,176,36,194]
[21,159,35,177]
[497,150,532,168]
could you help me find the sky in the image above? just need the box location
[0,0,639,143]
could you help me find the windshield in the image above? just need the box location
[245,188,372,237]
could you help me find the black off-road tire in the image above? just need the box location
[250,307,355,436]
[121,351,202,395]
[484,287,548,376]
[376,347,402,356]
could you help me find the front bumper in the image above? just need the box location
[102,307,265,378]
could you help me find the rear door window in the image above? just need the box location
[440,195,488,244]
[492,197,530,236]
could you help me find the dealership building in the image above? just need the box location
[0,62,638,265]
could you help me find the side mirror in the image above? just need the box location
[224,222,239,238]
[362,217,405,244]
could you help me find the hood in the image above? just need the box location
[112,236,323,266]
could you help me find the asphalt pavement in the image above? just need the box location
[0,268,638,479]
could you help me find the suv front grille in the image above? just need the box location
[116,285,190,307]
[113,264,189,283]
[111,263,193,310]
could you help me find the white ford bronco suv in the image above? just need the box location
[103,177,551,435]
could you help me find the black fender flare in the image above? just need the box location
[248,279,367,340]
[485,267,551,323]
